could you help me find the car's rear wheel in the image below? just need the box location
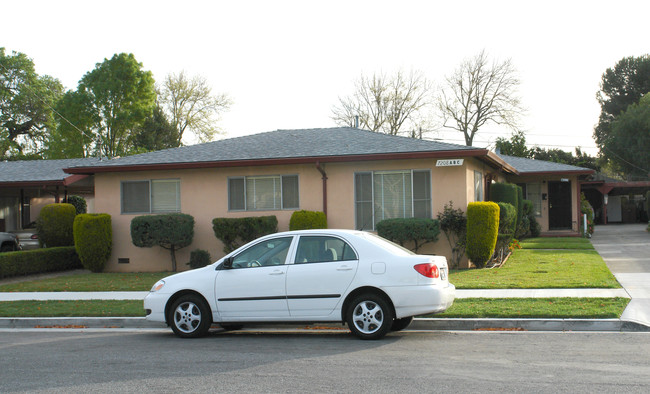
[346,293,394,340]
[169,294,211,338]
[391,316,413,331]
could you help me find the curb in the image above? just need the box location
[1,317,648,332]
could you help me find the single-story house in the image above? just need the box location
[61,127,594,271]
[0,158,98,232]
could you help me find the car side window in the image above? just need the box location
[231,237,292,268]
[294,236,358,264]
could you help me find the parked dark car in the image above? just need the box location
[0,232,21,252]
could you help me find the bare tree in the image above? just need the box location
[438,50,523,146]
[159,71,231,145]
[332,70,431,136]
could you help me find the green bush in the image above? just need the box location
[73,214,112,273]
[212,216,278,254]
[376,217,440,253]
[437,201,467,269]
[0,247,81,279]
[64,195,87,215]
[36,203,77,247]
[289,210,327,230]
[188,249,212,269]
[494,202,516,263]
[580,193,595,236]
[489,183,520,235]
[131,213,195,272]
[466,202,500,268]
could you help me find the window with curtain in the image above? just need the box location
[121,179,181,214]
[525,182,542,217]
[474,171,484,201]
[228,175,299,211]
[354,170,431,230]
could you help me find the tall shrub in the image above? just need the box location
[466,202,500,268]
[131,213,195,271]
[489,183,519,235]
[36,203,76,247]
[580,193,595,236]
[376,218,440,253]
[436,201,467,269]
[73,214,112,273]
[494,202,516,264]
[212,216,278,254]
[64,195,87,215]
[289,210,327,230]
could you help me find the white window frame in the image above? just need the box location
[121,179,181,214]
[354,169,432,230]
[228,174,299,212]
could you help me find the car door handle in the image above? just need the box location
[269,270,285,275]
[337,265,353,271]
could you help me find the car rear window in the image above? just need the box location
[361,233,415,256]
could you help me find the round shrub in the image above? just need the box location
[131,213,195,271]
[289,210,327,230]
[73,214,112,273]
[188,249,212,269]
[466,202,500,268]
[64,195,87,215]
[37,203,76,247]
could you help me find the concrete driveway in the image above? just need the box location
[591,223,650,326]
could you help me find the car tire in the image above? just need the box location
[391,316,413,332]
[169,294,212,338]
[346,293,394,340]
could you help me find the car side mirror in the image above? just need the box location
[223,257,234,269]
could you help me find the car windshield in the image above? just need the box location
[361,233,415,256]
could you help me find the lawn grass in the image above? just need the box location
[519,237,594,250]
[0,298,629,319]
[0,300,144,317]
[425,297,630,319]
[0,272,171,292]
[449,249,620,289]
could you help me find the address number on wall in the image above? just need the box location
[436,159,464,167]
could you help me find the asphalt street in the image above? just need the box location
[1,329,649,393]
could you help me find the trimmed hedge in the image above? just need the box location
[0,247,82,279]
[131,213,195,272]
[495,202,516,262]
[466,202,500,268]
[74,214,112,273]
[489,183,519,235]
[376,217,440,253]
[64,195,87,215]
[188,249,212,269]
[289,210,327,230]
[37,203,76,247]
[212,216,278,254]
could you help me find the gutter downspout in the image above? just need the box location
[315,161,328,217]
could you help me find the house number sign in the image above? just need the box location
[436,159,464,167]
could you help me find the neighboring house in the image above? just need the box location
[581,173,650,224]
[497,154,595,232]
[0,158,98,232]
[63,127,593,272]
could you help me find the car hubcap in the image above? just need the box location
[352,300,383,334]
[174,302,201,333]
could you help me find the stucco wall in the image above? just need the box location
[95,157,496,272]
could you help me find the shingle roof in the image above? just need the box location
[0,158,101,184]
[65,127,482,171]
[498,154,594,174]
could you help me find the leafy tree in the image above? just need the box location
[44,90,96,158]
[332,70,431,136]
[495,130,531,157]
[0,48,64,159]
[438,50,523,146]
[602,94,650,179]
[131,104,180,152]
[72,53,156,158]
[159,71,231,145]
[594,54,650,156]
[436,201,467,269]
[131,213,195,272]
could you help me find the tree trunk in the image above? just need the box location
[170,245,177,272]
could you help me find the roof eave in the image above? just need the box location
[64,149,496,174]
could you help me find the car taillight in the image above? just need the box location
[414,263,439,279]
[31,234,38,240]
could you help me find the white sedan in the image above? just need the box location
[144,229,455,340]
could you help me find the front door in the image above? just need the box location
[548,181,572,230]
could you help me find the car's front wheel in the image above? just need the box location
[346,293,394,340]
[169,294,211,338]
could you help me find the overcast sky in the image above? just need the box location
[3,0,649,155]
